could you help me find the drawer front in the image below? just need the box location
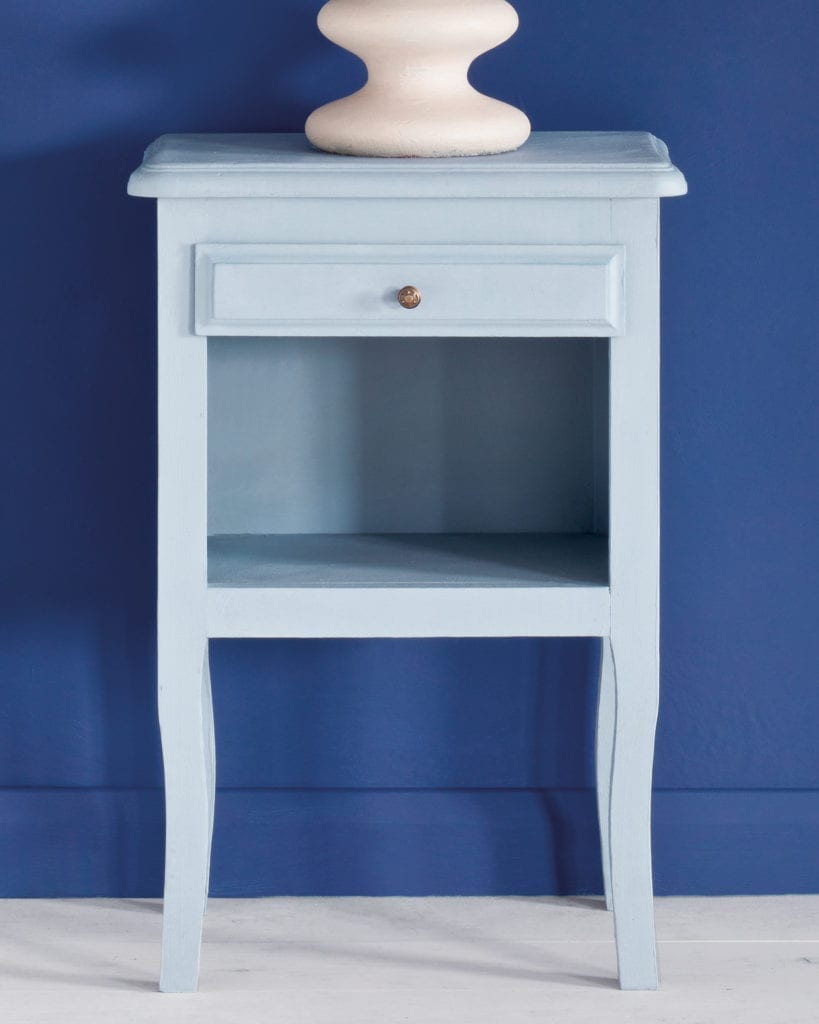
[195,243,624,337]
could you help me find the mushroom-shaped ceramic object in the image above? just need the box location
[306,0,530,158]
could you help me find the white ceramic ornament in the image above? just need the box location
[305,0,531,158]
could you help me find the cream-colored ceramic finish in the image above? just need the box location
[305,0,531,157]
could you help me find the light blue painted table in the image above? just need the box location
[128,132,686,992]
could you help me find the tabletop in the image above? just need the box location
[128,131,687,200]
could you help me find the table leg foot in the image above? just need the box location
[595,637,615,911]
[609,634,659,990]
[158,638,215,993]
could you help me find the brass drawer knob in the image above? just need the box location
[397,285,421,309]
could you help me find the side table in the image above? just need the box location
[128,132,686,991]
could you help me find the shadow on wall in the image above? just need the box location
[0,0,338,866]
[0,1,604,896]
[0,0,358,796]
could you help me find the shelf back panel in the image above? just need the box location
[208,336,608,536]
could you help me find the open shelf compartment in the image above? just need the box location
[206,336,610,637]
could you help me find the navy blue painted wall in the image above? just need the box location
[1,1,817,897]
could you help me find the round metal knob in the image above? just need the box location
[397,285,421,309]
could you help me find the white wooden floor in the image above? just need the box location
[1,896,817,1023]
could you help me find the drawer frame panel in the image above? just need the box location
[194,242,625,337]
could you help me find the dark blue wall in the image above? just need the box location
[1,1,817,897]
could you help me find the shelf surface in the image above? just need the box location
[206,533,609,639]
[208,533,608,589]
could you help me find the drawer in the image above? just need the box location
[194,243,624,338]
